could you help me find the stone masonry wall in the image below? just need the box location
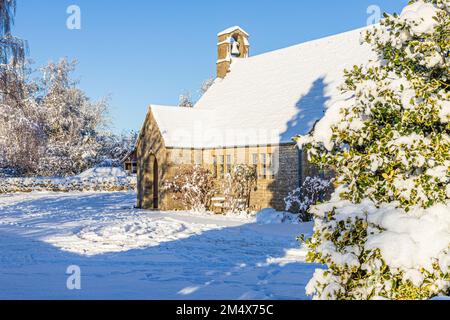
[137,109,308,212]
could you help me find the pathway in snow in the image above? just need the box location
[0,192,316,300]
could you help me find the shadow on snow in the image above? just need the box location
[0,192,317,300]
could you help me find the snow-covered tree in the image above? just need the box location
[199,77,214,96]
[178,91,194,108]
[36,59,108,176]
[0,0,26,66]
[223,164,257,213]
[178,78,215,108]
[0,58,117,176]
[297,0,450,300]
[163,165,217,212]
[96,130,138,167]
[1,3,131,177]
[0,1,35,174]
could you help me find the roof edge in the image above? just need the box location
[248,25,374,61]
[218,26,249,37]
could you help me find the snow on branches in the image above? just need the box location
[223,164,257,213]
[297,0,450,300]
[285,176,333,222]
[0,58,135,176]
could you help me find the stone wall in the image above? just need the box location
[136,110,168,210]
[267,144,301,210]
[155,144,300,211]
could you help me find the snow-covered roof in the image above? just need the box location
[148,27,375,149]
[218,26,249,37]
[151,105,216,148]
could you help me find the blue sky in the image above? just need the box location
[14,0,406,133]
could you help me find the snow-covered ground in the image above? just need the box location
[0,192,316,300]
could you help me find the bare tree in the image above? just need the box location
[178,91,194,108]
[178,77,215,108]
[37,59,109,176]
[199,77,214,96]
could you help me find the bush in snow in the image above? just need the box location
[223,164,257,213]
[284,176,333,222]
[163,165,217,212]
[0,58,140,177]
[33,59,110,177]
[199,77,215,96]
[297,0,450,300]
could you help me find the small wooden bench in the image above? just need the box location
[211,197,226,214]
[211,197,248,214]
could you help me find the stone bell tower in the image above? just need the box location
[216,26,250,79]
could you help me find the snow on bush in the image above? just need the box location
[285,176,333,222]
[77,167,128,179]
[163,165,217,212]
[0,168,19,178]
[0,167,136,193]
[297,0,450,300]
[223,164,257,213]
[305,190,450,300]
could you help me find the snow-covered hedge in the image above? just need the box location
[0,167,136,193]
[297,0,450,300]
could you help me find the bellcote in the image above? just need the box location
[216,26,250,78]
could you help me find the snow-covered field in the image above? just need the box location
[0,192,316,300]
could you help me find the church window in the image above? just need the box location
[252,153,259,178]
[227,155,233,174]
[219,155,225,178]
[261,154,267,179]
[212,156,218,178]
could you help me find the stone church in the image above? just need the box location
[136,26,372,211]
